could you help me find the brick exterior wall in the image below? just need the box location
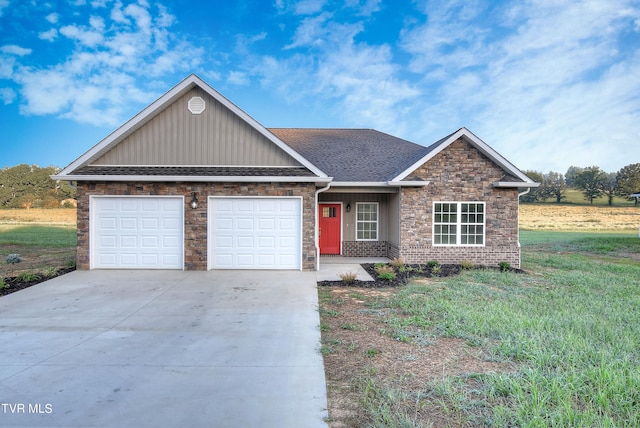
[398,138,521,268]
[76,181,317,271]
[342,241,388,257]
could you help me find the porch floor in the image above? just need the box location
[316,256,390,282]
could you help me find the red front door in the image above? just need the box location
[319,203,341,255]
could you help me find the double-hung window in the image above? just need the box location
[356,202,378,240]
[433,202,485,246]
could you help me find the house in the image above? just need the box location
[52,74,538,271]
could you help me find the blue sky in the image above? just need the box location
[1,0,639,175]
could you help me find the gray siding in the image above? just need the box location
[319,193,389,241]
[92,88,300,167]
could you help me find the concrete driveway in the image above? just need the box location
[0,270,328,427]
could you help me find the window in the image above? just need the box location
[356,203,378,240]
[433,202,485,246]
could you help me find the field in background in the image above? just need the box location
[520,204,639,232]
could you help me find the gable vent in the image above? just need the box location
[188,96,206,114]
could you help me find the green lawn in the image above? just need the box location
[360,231,640,426]
[0,224,77,247]
[0,225,77,278]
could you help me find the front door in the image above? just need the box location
[319,203,341,255]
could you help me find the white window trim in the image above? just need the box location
[432,201,486,247]
[355,202,379,241]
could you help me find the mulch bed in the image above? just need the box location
[0,267,76,297]
[318,263,524,288]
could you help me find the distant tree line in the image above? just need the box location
[522,163,640,206]
[0,164,76,209]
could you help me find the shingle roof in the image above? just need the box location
[269,128,432,182]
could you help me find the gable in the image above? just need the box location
[53,74,329,182]
[92,87,300,167]
[393,127,538,188]
[413,138,510,184]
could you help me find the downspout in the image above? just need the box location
[516,187,531,269]
[314,182,332,271]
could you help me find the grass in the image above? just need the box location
[0,223,77,280]
[0,224,77,247]
[324,231,640,426]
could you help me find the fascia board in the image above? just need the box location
[58,74,329,179]
[330,181,390,187]
[493,181,541,188]
[387,181,430,187]
[391,127,536,185]
[50,174,333,183]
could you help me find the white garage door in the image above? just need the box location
[209,197,302,270]
[91,197,184,269]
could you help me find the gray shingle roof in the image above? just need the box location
[269,128,433,182]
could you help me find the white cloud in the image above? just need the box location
[39,28,58,42]
[60,24,104,47]
[0,87,16,104]
[275,0,327,15]
[252,11,419,134]
[228,71,250,86]
[8,1,206,127]
[46,12,59,24]
[294,0,326,15]
[1,45,32,56]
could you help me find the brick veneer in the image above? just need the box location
[342,240,388,257]
[398,138,522,268]
[76,181,317,271]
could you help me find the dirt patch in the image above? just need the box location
[320,283,516,427]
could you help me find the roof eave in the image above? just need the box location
[493,181,540,188]
[387,180,430,187]
[51,174,333,183]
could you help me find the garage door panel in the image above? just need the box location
[92,197,183,269]
[209,197,301,270]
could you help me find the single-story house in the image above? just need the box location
[52,74,539,271]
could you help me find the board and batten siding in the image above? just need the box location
[92,88,301,167]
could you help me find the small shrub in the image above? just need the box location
[339,271,358,284]
[341,323,359,331]
[41,266,58,278]
[461,259,474,270]
[431,265,441,276]
[498,261,511,272]
[17,271,41,282]
[373,262,387,269]
[5,254,22,264]
[390,257,405,268]
[375,265,396,281]
[426,260,439,269]
[366,348,380,358]
[0,277,7,289]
